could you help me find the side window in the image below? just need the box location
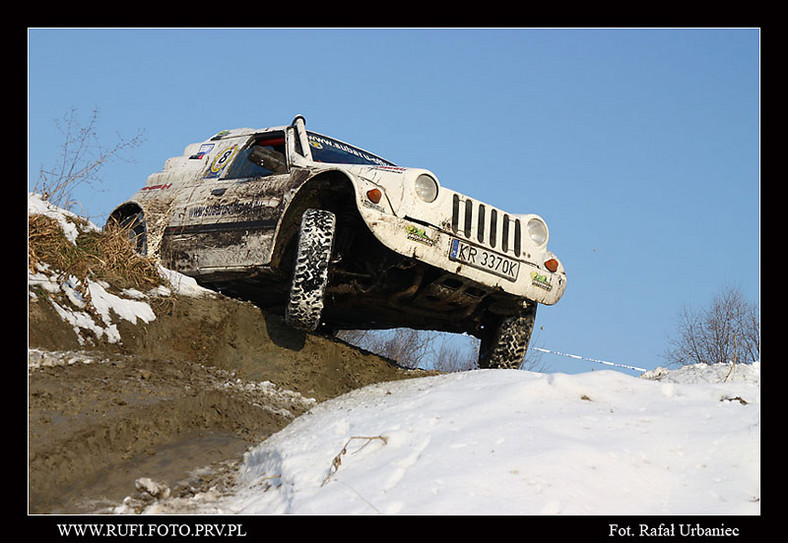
[224,133,288,180]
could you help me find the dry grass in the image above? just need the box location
[28,213,164,292]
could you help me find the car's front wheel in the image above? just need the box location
[285,208,337,332]
[478,302,537,369]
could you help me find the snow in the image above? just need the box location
[28,193,213,345]
[28,193,761,516]
[135,365,757,516]
[27,192,90,243]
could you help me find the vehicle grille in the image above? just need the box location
[451,194,522,257]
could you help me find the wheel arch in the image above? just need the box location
[106,201,146,228]
[270,169,363,270]
[105,201,149,254]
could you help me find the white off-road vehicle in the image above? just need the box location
[108,116,566,368]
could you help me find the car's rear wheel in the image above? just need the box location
[478,302,537,369]
[115,210,147,255]
[285,208,337,331]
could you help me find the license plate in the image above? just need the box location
[449,238,520,281]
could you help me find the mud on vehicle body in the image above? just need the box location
[108,116,566,368]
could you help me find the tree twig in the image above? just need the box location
[321,435,388,486]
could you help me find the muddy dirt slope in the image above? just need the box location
[28,289,430,514]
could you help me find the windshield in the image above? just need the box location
[307,132,396,167]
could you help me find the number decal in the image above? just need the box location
[206,144,239,178]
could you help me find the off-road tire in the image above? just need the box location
[285,209,337,332]
[478,303,538,369]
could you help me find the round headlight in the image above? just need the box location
[414,174,438,203]
[527,218,548,245]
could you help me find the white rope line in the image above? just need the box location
[532,347,648,373]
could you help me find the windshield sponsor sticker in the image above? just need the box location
[307,134,393,167]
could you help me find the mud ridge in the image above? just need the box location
[28,290,433,513]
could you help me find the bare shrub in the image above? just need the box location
[431,335,478,372]
[664,285,760,366]
[338,327,545,372]
[357,328,434,369]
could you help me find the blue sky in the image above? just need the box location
[27,28,760,374]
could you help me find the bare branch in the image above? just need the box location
[34,107,145,212]
[322,436,388,486]
[663,285,760,366]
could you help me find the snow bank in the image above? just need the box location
[641,362,760,384]
[27,192,94,242]
[145,365,759,516]
[28,193,212,345]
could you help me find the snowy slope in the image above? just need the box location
[138,364,759,516]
